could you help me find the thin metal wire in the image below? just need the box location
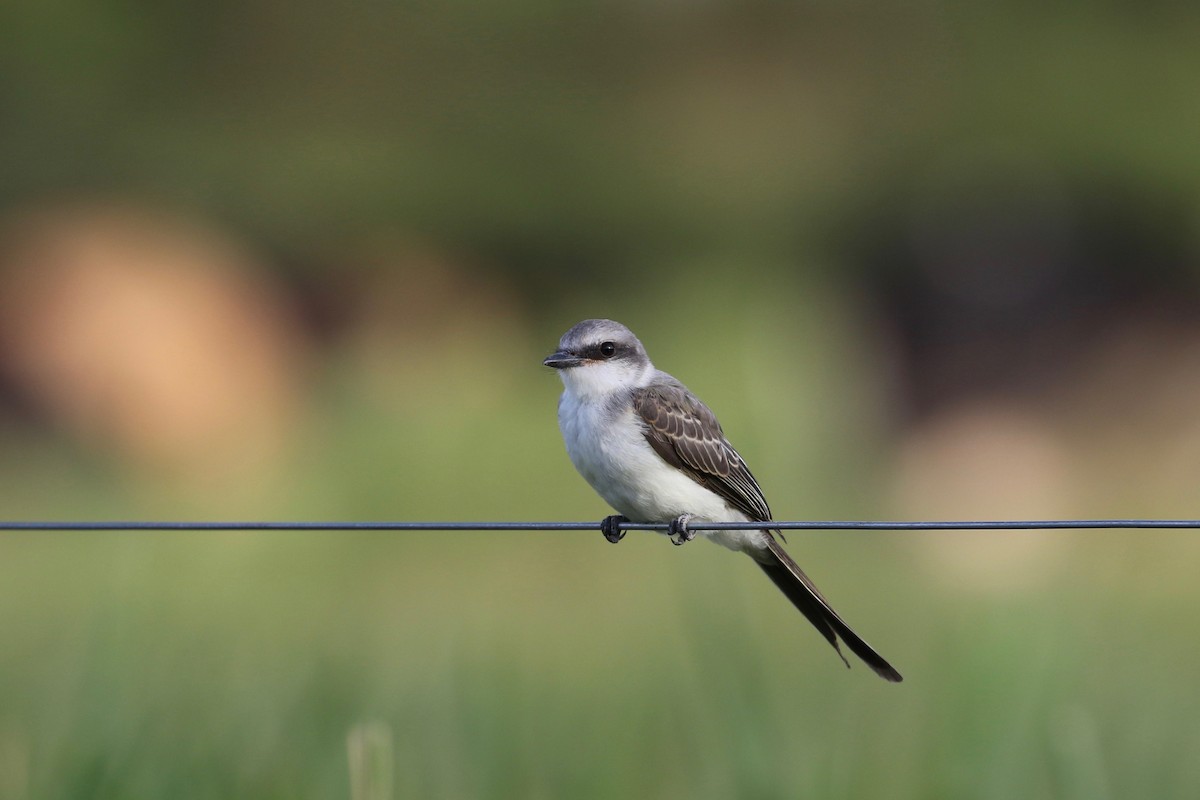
[0,519,1198,532]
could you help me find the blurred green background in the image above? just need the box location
[3,2,1200,798]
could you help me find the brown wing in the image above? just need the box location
[632,381,772,522]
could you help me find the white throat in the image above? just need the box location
[557,358,655,401]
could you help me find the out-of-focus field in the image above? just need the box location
[3,304,1200,798]
[4,525,1200,799]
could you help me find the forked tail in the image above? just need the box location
[755,535,902,682]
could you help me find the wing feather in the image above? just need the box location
[632,381,772,522]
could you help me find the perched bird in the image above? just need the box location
[544,319,901,682]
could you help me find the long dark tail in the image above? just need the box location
[755,535,902,682]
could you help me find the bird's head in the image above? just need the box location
[543,319,653,398]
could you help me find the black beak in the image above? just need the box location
[543,351,583,369]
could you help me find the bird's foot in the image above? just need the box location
[668,514,696,546]
[600,515,629,543]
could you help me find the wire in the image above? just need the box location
[1,519,1198,531]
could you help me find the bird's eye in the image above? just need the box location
[599,341,617,358]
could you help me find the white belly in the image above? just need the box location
[558,393,765,553]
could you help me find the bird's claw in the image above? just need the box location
[668,514,696,546]
[601,515,628,543]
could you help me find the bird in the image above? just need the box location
[543,318,901,682]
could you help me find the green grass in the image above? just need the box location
[2,524,1199,798]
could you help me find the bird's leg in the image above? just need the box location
[600,515,629,543]
[668,514,696,546]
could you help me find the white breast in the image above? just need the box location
[557,391,764,553]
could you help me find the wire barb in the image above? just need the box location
[0,519,1199,532]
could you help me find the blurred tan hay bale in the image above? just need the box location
[890,402,1075,592]
[0,202,308,474]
